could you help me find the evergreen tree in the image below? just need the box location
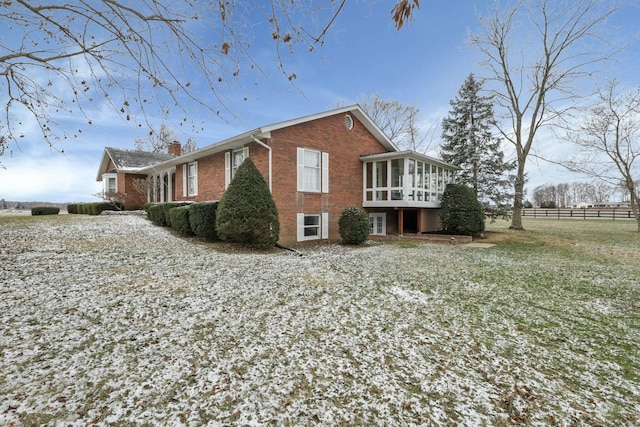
[216,158,280,247]
[440,74,515,214]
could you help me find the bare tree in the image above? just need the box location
[340,94,431,151]
[1,1,418,156]
[470,0,619,229]
[563,81,640,231]
[135,124,179,153]
[182,137,198,155]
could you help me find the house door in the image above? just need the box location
[369,213,386,236]
[402,210,418,234]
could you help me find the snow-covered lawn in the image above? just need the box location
[1,213,639,426]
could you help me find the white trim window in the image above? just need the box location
[369,213,387,236]
[297,147,329,193]
[183,161,198,196]
[225,147,249,188]
[297,213,329,241]
[103,173,117,195]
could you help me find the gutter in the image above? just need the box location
[251,134,273,192]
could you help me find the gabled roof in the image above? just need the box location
[137,105,399,171]
[96,147,175,181]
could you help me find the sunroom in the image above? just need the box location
[360,151,458,235]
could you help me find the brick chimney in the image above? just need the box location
[168,141,181,156]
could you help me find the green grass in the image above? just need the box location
[1,213,639,425]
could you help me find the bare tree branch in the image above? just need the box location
[1,1,417,158]
[471,0,620,230]
[561,80,640,230]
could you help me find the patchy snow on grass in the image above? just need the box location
[1,214,639,426]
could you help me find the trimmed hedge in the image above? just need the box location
[70,202,123,215]
[31,206,60,216]
[440,183,485,235]
[169,206,193,236]
[147,204,167,226]
[338,206,370,245]
[162,202,190,227]
[189,202,219,241]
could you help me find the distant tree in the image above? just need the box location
[470,0,619,230]
[338,94,431,152]
[182,138,198,155]
[135,124,198,155]
[1,1,417,157]
[440,74,515,214]
[216,158,279,247]
[563,81,640,231]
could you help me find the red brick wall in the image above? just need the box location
[121,173,147,209]
[174,141,269,203]
[170,112,389,245]
[269,113,388,245]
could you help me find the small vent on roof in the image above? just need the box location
[344,114,354,130]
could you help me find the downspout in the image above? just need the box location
[251,134,272,192]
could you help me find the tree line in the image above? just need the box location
[529,182,634,209]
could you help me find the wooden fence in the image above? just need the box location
[521,208,635,220]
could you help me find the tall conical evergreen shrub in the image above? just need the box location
[215,158,280,247]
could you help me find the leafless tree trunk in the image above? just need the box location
[563,81,640,231]
[470,0,619,229]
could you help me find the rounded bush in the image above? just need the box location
[440,183,485,235]
[339,206,370,245]
[67,203,78,214]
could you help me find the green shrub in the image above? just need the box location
[90,203,102,215]
[440,183,485,235]
[88,202,122,215]
[31,206,60,216]
[169,206,193,236]
[216,158,279,247]
[189,202,219,241]
[338,206,370,245]
[147,204,166,226]
[67,203,78,214]
[162,202,190,227]
[144,203,155,214]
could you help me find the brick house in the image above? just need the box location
[96,105,458,245]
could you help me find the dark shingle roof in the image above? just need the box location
[105,147,175,171]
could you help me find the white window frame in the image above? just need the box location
[297,148,329,193]
[297,213,330,241]
[183,161,198,196]
[369,213,387,236]
[103,173,117,195]
[225,147,249,189]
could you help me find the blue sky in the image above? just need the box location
[1,1,639,203]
